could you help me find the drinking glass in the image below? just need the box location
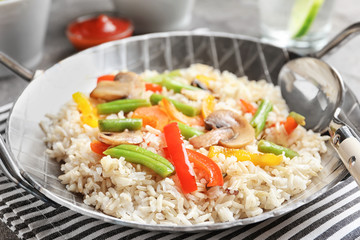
[258,0,335,51]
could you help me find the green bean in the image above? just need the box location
[145,70,200,93]
[145,70,181,84]
[250,99,273,137]
[114,144,174,171]
[150,94,200,117]
[97,99,151,114]
[98,119,142,132]
[103,147,174,177]
[289,111,306,126]
[258,140,299,159]
[161,77,201,93]
[175,121,203,140]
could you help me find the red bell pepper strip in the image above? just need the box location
[90,140,110,156]
[145,83,163,92]
[163,122,197,194]
[283,116,298,135]
[97,74,114,83]
[240,99,257,115]
[186,149,223,187]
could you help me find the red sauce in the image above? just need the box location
[67,14,133,50]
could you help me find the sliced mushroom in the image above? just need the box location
[205,110,239,130]
[191,79,208,90]
[189,128,233,149]
[190,109,255,149]
[98,131,143,145]
[219,116,255,148]
[90,71,144,101]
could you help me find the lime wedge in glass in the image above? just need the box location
[289,0,325,39]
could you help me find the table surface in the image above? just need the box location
[0,0,360,239]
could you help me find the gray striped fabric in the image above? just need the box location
[1,106,360,240]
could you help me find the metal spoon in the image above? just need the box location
[278,57,360,186]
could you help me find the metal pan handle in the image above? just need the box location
[312,22,360,58]
[0,52,34,81]
[0,53,56,205]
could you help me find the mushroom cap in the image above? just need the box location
[90,71,144,101]
[205,109,255,148]
[189,128,234,149]
[98,131,143,145]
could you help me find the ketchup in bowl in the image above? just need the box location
[67,14,133,50]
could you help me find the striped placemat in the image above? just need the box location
[1,104,360,240]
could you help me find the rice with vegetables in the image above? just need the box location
[41,64,328,225]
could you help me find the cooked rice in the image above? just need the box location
[41,64,328,225]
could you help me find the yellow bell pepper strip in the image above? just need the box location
[150,94,200,117]
[98,118,142,132]
[160,98,204,127]
[175,121,204,140]
[132,105,170,131]
[186,149,223,187]
[72,92,98,128]
[208,146,282,167]
[250,99,272,137]
[194,75,215,87]
[104,146,174,178]
[163,122,197,194]
[96,99,151,115]
[201,94,215,119]
[258,140,299,159]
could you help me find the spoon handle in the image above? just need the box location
[312,22,360,59]
[331,123,360,187]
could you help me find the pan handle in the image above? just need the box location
[0,135,58,207]
[312,22,360,59]
[330,109,360,187]
[0,52,34,81]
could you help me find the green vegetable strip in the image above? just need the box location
[145,70,182,84]
[258,140,299,159]
[250,99,273,137]
[175,121,204,140]
[98,119,142,132]
[97,99,151,114]
[114,144,174,171]
[289,111,306,126]
[103,148,174,177]
[150,94,200,117]
[101,99,148,106]
[145,70,200,93]
[161,77,201,93]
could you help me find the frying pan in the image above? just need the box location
[0,24,359,232]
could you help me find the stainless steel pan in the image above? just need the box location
[0,24,359,231]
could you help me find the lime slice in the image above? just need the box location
[289,0,325,39]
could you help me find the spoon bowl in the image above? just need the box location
[278,57,360,186]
